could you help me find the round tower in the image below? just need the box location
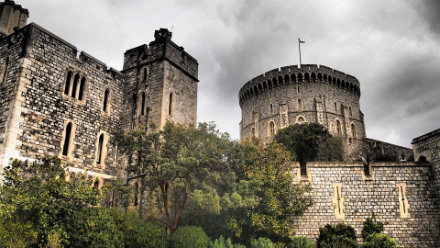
[238,64,365,151]
[0,0,28,36]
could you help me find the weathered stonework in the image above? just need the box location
[238,65,365,154]
[0,2,198,182]
[293,161,440,247]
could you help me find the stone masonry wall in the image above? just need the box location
[16,23,125,179]
[293,162,440,247]
[239,65,365,153]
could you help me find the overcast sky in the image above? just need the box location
[18,0,440,148]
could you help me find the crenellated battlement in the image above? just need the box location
[239,64,360,106]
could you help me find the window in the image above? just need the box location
[61,121,75,158]
[336,120,342,136]
[332,183,345,219]
[297,99,302,110]
[251,127,256,138]
[0,57,9,84]
[97,133,104,165]
[270,104,273,114]
[349,106,353,117]
[334,102,337,112]
[143,68,148,82]
[103,89,110,112]
[297,86,300,94]
[169,93,173,116]
[297,116,305,124]
[351,124,356,138]
[141,92,146,115]
[269,122,275,136]
[397,183,410,218]
[63,70,86,101]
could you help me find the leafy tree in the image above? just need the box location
[274,123,343,175]
[287,236,316,248]
[114,122,235,233]
[170,226,210,248]
[250,237,275,248]
[318,223,359,248]
[0,157,104,247]
[362,214,399,248]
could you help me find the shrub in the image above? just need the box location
[250,237,275,248]
[363,233,399,248]
[287,236,316,248]
[170,226,210,248]
[125,220,168,248]
[361,214,383,239]
[318,223,359,248]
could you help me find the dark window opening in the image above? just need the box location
[103,89,110,112]
[78,77,86,100]
[141,92,146,115]
[97,134,104,164]
[169,93,173,116]
[64,71,72,95]
[71,74,80,98]
[62,122,72,156]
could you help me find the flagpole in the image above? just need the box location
[298,39,302,68]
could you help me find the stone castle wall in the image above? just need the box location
[239,65,365,151]
[292,161,440,247]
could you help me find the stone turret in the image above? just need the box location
[0,0,28,36]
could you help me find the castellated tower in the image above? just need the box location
[0,0,198,183]
[122,28,198,131]
[239,64,365,153]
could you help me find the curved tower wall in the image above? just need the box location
[239,64,365,149]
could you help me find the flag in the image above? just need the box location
[299,38,305,43]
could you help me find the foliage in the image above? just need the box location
[250,237,275,248]
[287,236,316,248]
[124,218,168,248]
[0,157,103,247]
[170,226,210,248]
[362,233,399,248]
[362,214,399,248]
[113,122,234,232]
[317,223,359,248]
[209,236,246,248]
[361,214,383,239]
[65,207,124,248]
[274,123,344,169]
[0,218,37,248]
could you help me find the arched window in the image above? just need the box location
[103,89,110,112]
[269,122,275,136]
[141,92,146,115]
[78,77,86,100]
[64,71,72,95]
[169,92,173,116]
[0,57,9,84]
[351,124,356,138]
[298,99,302,110]
[71,73,80,98]
[96,133,104,165]
[62,122,73,156]
[297,117,305,124]
[336,120,342,136]
[251,127,256,138]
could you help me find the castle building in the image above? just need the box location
[239,65,365,148]
[0,0,198,182]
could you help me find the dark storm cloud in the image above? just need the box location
[411,0,440,35]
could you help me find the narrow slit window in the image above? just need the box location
[351,124,356,138]
[269,122,275,136]
[71,74,80,98]
[97,134,104,165]
[349,106,353,117]
[62,122,73,156]
[298,99,302,110]
[336,120,342,136]
[143,68,148,82]
[64,71,72,95]
[78,77,86,100]
[141,92,146,115]
[103,89,110,112]
[332,183,345,219]
[397,183,410,218]
[169,93,173,116]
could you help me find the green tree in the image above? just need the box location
[0,157,103,247]
[114,122,235,234]
[170,226,210,248]
[274,123,343,175]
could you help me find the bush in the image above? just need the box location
[170,226,210,248]
[125,220,168,248]
[318,223,359,248]
[287,236,316,248]
[363,233,399,248]
[361,214,383,239]
[250,237,275,248]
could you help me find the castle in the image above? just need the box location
[1,1,440,247]
[0,0,198,184]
